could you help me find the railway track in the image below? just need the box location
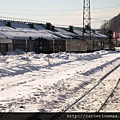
[49,64,120,120]
[0,53,120,119]
[99,79,120,112]
[97,78,120,112]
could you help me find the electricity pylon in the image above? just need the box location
[83,0,91,40]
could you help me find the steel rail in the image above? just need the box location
[49,64,120,120]
[97,78,120,112]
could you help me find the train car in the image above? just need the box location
[35,38,66,54]
[66,39,87,52]
[98,37,115,50]
[86,39,101,52]
[86,38,111,52]
[34,28,115,54]
[53,39,66,52]
[35,38,53,54]
[86,39,94,52]
[35,37,115,54]
[102,40,115,50]
[93,39,102,51]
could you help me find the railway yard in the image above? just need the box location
[0,1,120,120]
[0,48,120,119]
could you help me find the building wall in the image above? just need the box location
[12,39,35,52]
[13,39,26,52]
[0,39,13,55]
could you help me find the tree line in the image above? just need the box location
[100,13,120,35]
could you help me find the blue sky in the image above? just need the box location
[0,0,120,28]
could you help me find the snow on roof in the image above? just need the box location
[0,21,6,26]
[0,32,8,39]
[1,30,28,39]
[0,20,107,40]
[73,28,97,37]
[33,24,72,39]
[0,26,15,31]
[48,30,72,39]
[0,26,60,40]
[33,24,46,30]
[9,22,60,40]
[63,27,81,37]
[95,31,107,38]
[11,22,30,28]
[70,27,107,38]
[73,29,83,36]
[0,26,14,39]
[20,29,60,40]
[0,20,59,40]
[55,31,72,39]
[55,27,77,38]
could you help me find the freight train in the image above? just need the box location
[34,37,115,54]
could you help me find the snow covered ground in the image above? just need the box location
[0,48,120,112]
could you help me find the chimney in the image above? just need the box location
[51,26,55,31]
[6,21,11,27]
[69,26,74,33]
[29,23,34,29]
[46,22,52,30]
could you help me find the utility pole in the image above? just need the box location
[83,0,91,40]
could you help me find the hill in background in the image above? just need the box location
[100,13,120,34]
